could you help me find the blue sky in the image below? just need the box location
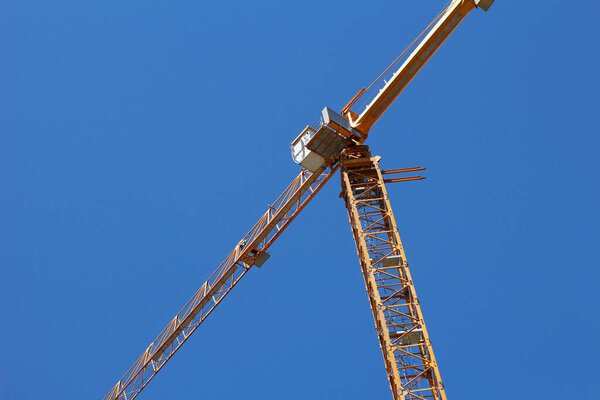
[1,1,599,399]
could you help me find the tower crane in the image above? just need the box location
[104,1,496,399]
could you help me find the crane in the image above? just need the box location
[104,1,495,399]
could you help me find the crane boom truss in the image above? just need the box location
[347,0,483,135]
[341,146,445,400]
[105,165,337,400]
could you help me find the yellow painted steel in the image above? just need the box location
[104,1,495,398]
[341,146,446,400]
[104,167,337,400]
[349,0,481,136]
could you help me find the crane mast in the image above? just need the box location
[105,1,495,399]
[341,146,444,400]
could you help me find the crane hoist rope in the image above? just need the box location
[104,1,496,399]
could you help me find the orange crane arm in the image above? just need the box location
[104,166,337,400]
[346,0,494,136]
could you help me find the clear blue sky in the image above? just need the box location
[2,1,599,399]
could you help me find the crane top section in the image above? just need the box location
[290,0,494,172]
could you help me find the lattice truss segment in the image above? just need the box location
[340,146,446,400]
[105,165,337,400]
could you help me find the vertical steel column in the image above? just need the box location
[341,146,446,400]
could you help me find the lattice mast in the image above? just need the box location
[105,1,495,399]
[341,146,444,400]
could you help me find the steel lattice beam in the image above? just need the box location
[105,165,337,400]
[341,146,446,400]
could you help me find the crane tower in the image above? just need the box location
[104,1,496,399]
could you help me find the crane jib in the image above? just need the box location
[105,167,337,400]
[351,0,494,134]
